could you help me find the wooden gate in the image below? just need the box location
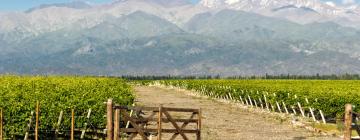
[106,99,201,140]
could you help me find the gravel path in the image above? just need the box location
[133,86,340,140]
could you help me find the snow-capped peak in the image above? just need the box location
[199,0,347,16]
[198,0,360,28]
[225,0,241,5]
[325,1,336,7]
[200,0,224,8]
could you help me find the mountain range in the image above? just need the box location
[0,0,360,76]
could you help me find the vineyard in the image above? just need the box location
[156,79,360,121]
[0,76,356,139]
[0,76,134,138]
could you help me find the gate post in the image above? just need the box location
[0,108,2,140]
[107,99,114,140]
[158,105,163,140]
[114,108,120,140]
[35,101,39,140]
[197,108,202,140]
[344,104,352,140]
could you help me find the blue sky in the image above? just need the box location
[0,0,358,11]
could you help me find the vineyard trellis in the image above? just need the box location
[0,102,108,140]
[0,76,135,138]
[154,80,333,124]
[0,99,202,140]
[152,79,360,140]
[156,80,360,120]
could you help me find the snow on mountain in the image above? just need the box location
[0,0,207,41]
[25,1,93,13]
[98,0,205,25]
[146,0,192,7]
[199,0,360,27]
[1,0,360,41]
[200,0,343,15]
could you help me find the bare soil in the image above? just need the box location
[133,86,340,140]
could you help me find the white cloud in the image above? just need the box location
[342,0,356,5]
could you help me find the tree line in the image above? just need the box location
[121,73,360,80]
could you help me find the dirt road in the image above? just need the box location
[134,86,340,140]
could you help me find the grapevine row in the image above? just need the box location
[0,76,134,138]
[156,80,360,121]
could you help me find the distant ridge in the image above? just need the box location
[25,1,92,13]
[0,0,360,76]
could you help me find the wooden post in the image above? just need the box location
[276,101,282,113]
[254,99,258,108]
[81,109,92,139]
[158,105,163,140]
[319,110,326,124]
[119,109,122,140]
[71,109,75,140]
[309,107,317,122]
[270,103,275,112]
[259,98,264,109]
[228,93,233,101]
[55,111,63,138]
[24,111,34,140]
[114,109,120,140]
[344,104,352,140]
[239,96,244,104]
[126,104,135,128]
[197,108,202,140]
[297,102,305,117]
[282,101,289,114]
[35,101,39,140]
[263,95,269,111]
[291,106,297,115]
[305,98,311,118]
[107,99,113,140]
[248,95,253,106]
[0,108,2,140]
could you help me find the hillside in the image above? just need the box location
[0,0,360,76]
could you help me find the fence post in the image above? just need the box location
[197,108,202,140]
[319,110,326,124]
[263,95,269,111]
[114,108,120,140]
[24,111,34,140]
[309,108,317,122]
[55,111,63,138]
[297,102,305,117]
[126,104,135,129]
[276,101,282,113]
[81,109,91,139]
[259,98,264,109]
[107,99,113,140]
[344,104,352,140]
[248,95,253,106]
[254,99,258,108]
[0,108,2,140]
[239,96,244,104]
[282,101,289,114]
[270,103,275,112]
[71,109,75,140]
[158,105,163,140]
[35,101,39,140]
